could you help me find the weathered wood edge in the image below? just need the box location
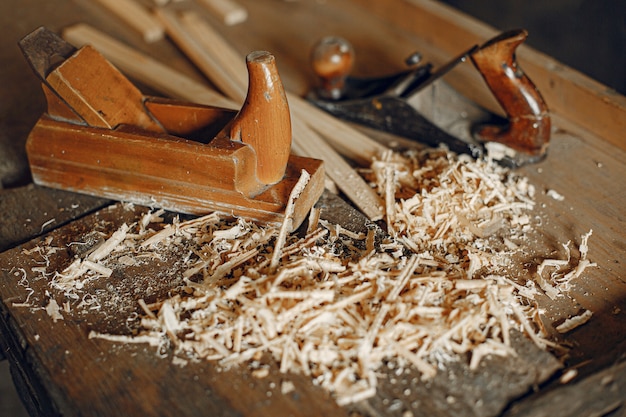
[503,360,626,417]
[351,0,626,151]
[0,184,111,253]
[0,299,60,417]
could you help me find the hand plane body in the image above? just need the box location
[308,30,550,167]
[21,28,324,230]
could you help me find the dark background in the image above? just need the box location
[441,0,626,95]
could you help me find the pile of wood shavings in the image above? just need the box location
[54,149,582,405]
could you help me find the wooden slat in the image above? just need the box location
[94,0,164,43]
[351,0,626,151]
[155,8,249,103]
[198,0,248,26]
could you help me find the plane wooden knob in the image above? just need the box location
[311,36,354,100]
[230,51,291,185]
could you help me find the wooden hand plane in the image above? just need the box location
[19,27,324,231]
[308,29,550,167]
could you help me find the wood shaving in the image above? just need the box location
[45,298,64,322]
[281,380,295,394]
[270,169,310,270]
[535,230,596,298]
[559,368,578,383]
[556,310,593,333]
[546,189,565,201]
[42,148,595,406]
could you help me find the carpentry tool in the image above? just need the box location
[19,27,325,231]
[153,9,385,221]
[308,29,550,167]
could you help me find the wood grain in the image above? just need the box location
[0,205,347,417]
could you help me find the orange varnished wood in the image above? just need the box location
[25,39,324,230]
[470,29,551,157]
[26,115,324,228]
[230,51,291,184]
[40,83,85,125]
[45,45,165,132]
[144,98,236,138]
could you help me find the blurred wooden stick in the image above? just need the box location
[198,0,248,26]
[94,0,164,43]
[155,8,248,102]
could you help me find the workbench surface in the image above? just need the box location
[1,1,625,416]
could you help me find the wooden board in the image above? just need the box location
[0,203,564,417]
[1,0,625,416]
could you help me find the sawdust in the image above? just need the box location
[26,148,596,406]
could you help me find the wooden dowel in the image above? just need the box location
[198,0,248,26]
[94,0,164,43]
[158,10,384,220]
[155,7,248,103]
[62,24,237,109]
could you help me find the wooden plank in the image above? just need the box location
[351,0,626,151]
[0,185,109,253]
[504,360,626,417]
[0,200,566,417]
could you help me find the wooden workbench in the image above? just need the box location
[1,0,625,416]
